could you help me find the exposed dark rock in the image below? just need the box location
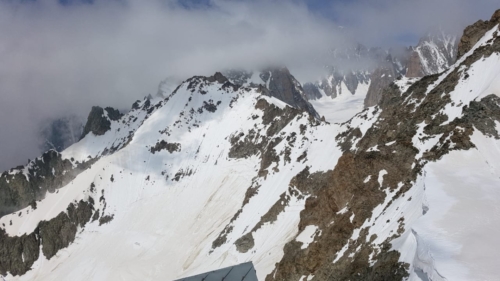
[213,100,314,252]
[228,131,261,159]
[0,229,39,276]
[206,72,229,84]
[263,68,319,118]
[66,200,94,228]
[229,98,304,178]
[405,51,424,78]
[105,107,123,121]
[234,191,291,253]
[150,140,181,154]
[211,225,233,250]
[98,215,114,226]
[201,100,219,113]
[457,9,500,59]
[234,232,255,253]
[132,100,141,110]
[0,150,97,218]
[302,82,323,100]
[39,200,94,260]
[463,95,500,138]
[92,210,100,222]
[364,66,397,107]
[0,199,95,276]
[39,213,77,260]
[223,69,253,86]
[268,13,500,280]
[81,107,109,138]
[172,168,194,182]
[296,150,307,163]
[81,106,123,139]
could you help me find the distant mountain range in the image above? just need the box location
[2,9,500,281]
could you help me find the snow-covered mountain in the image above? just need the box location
[1,9,500,281]
[305,31,459,121]
[406,30,458,77]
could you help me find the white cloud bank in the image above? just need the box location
[0,0,497,170]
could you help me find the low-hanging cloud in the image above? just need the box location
[327,0,500,46]
[0,0,347,171]
[0,0,498,171]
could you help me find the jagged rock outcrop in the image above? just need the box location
[305,70,371,100]
[302,83,322,100]
[408,31,458,77]
[258,68,319,118]
[0,199,96,276]
[302,44,405,102]
[1,10,499,281]
[0,150,96,218]
[267,11,500,280]
[223,68,319,118]
[304,31,457,111]
[150,140,181,154]
[364,64,398,107]
[405,51,425,78]
[81,106,123,139]
[458,9,500,58]
[365,31,458,107]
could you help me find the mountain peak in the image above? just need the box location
[457,8,500,59]
[80,106,123,140]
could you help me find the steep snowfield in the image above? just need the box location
[393,130,500,281]
[1,16,500,281]
[391,25,500,281]
[1,76,348,280]
[309,81,370,123]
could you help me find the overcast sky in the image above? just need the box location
[0,0,498,171]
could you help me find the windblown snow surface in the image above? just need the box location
[1,24,500,281]
[309,81,370,124]
[0,77,350,280]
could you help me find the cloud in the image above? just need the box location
[0,0,498,171]
[326,0,500,46]
[0,0,351,170]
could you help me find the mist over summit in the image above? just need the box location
[1,2,500,281]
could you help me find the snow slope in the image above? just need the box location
[0,75,348,280]
[380,24,500,281]
[1,15,500,281]
[309,81,370,123]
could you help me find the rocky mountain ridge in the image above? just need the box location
[304,30,459,111]
[0,9,499,281]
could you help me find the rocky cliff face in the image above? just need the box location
[363,57,402,107]
[458,9,500,58]
[0,150,95,218]
[305,31,458,111]
[262,68,319,118]
[302,45,388,101]
[269,11,500,280]
[0,9,500,281]
[224,68,319,118]
[407,31,458,77]
[306,70,371,100]
[81,106,123,139]
[364,33,458,108]
[405,51,425,78]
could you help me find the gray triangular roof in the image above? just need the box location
[174,262,258,281]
